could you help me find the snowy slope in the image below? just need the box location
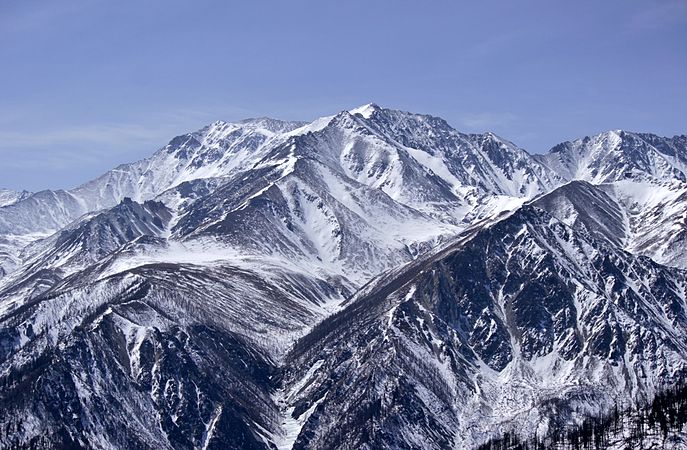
[281,181,687,449]
[609,179,687,268]
[337,105,561,213]
[537,131,687,184]
[0,259,349,449]
[537,130,687,269]
[0,118,306,236]
[0,189,31,207]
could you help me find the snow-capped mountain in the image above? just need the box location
[0,105,557,281]
[0,198,173,311]
[0,104,686,449]
[537,130,687,184]
[0,189,31,208]
[0,119,301,279]
[0,118,305,236]
[281,181,687,449]
[537,130,687,269]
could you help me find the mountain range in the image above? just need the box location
[0,104,686,449]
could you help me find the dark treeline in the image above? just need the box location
[476,383,687,449]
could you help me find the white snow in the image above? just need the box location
[348,103,378,119]
[273,360,326,450]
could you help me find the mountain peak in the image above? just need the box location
[348,103,380,119]
[195,117,306,139]
[539,128,687,184]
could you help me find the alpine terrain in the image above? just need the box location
[0,104,686,449]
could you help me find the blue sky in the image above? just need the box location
[1,0,685,191]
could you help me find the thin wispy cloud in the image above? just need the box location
[0,104,257,155]
[0,124,171,149]
[0,122,186,175]
[0,104,263,184]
